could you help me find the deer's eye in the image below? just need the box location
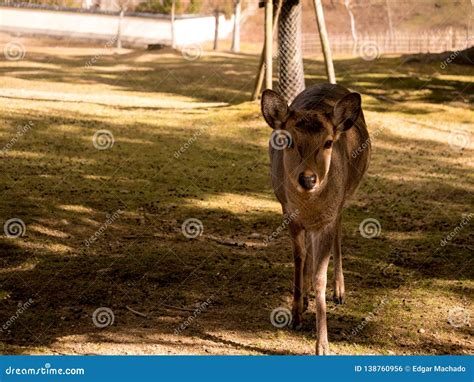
[324,140,333,149]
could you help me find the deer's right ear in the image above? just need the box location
[261,89,289,129]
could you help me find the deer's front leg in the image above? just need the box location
[332,214,345,304]
[289,222,305,330]
[311,230,332,355]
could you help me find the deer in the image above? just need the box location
[261,83,371,355]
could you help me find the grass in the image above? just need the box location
[0,34,472,355]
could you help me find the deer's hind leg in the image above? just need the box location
[332,214,345,304]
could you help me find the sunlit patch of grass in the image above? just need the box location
[58,205,95,214]
[0,259,39,274]
[3,150,46,159]
[438,74,474,83]
[15,241,73,255]
[185,193,281,214]
[28,224,69,239]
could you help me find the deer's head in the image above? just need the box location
[261,89,361,193]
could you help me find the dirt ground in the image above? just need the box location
[0,33,472,355]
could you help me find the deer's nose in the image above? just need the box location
[298,173,317,190]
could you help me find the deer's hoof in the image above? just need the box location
[291,319,303,331]
[333,293,345,305]
[290,311,303,331]
[316,342,330,355]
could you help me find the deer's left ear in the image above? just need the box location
[332,92,361,132]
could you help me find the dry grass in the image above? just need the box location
[0,33,472,355]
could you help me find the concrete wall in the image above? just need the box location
[0,7,234,47]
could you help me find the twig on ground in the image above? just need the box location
[161,304,196,313]
[125,305,148,318]
[207,235,246,248]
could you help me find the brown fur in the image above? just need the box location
[261,83,371,354]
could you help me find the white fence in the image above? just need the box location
[302,29,471,56]
[0,6,235,47]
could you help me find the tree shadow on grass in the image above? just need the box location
[2,50,472,106]
[304,55,473,106]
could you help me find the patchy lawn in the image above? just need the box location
[0,34,472,355]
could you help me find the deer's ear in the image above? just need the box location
[332,92,361,132]
[261,89,289,129]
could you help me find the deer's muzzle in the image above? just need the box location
[298,173,317,190]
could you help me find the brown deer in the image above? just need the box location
[261,83,371,354]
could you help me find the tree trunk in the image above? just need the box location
[231,0,241,53]
[214,9,219,51]
[251,0,283,101]
[385,0,394,43]
[313,0,335,84]
[171,0,176,48]
[265,0,273,89]
[278,0,305,103]
[117,9,124,49]
[344,0,357,52]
